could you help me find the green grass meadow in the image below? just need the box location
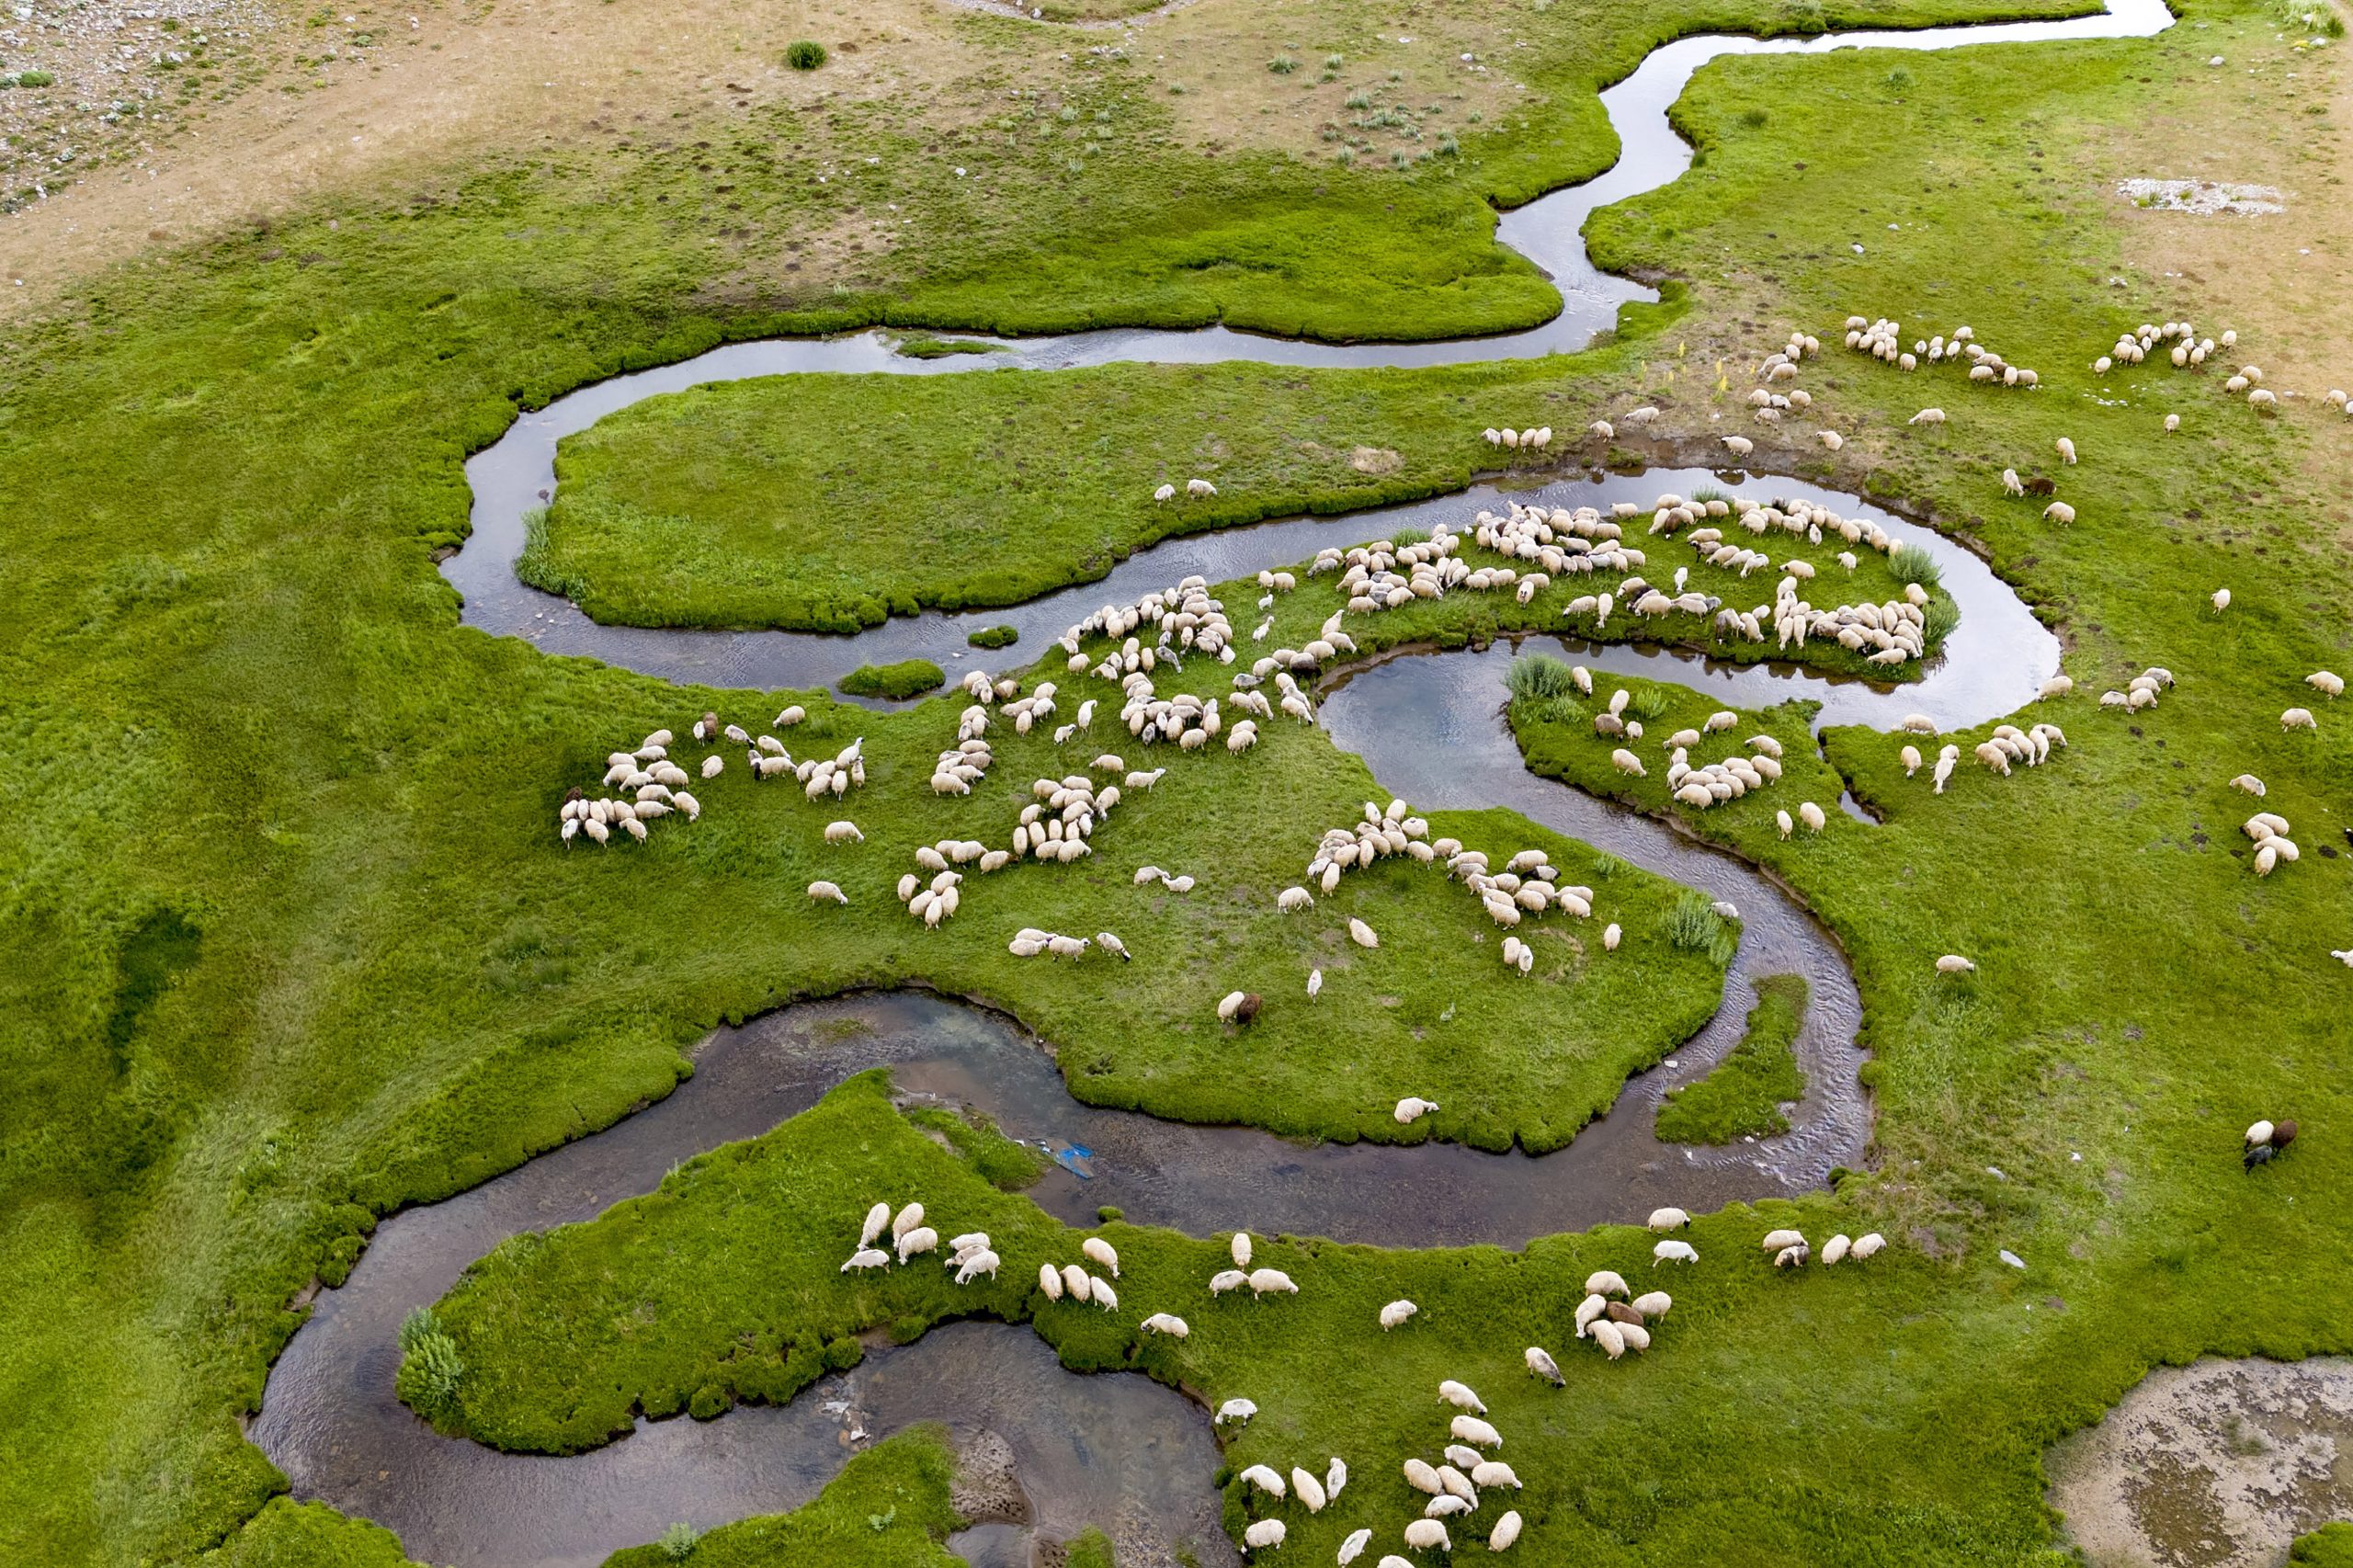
[4,0,2351,1562]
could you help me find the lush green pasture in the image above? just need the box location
[1658,971,1811,1143]
[2,0,2347,1562]
[527,353,1957,644]
[601,1428,966,1568]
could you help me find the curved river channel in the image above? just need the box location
[263,3,2165,1563]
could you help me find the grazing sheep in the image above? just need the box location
[1348,917,1380,949]
[1908,407,1946,426]
[1585,1270,1630,1299]
[1249,1268,1299,1297]
[1038,1263,1063,1301]
[1451,1415,1502,1449]
[1307,967,1324,1000]
[1187,478,1218,498]
[1820,429,1844,451]
[1851,1233,1886,1260]
[1404,1521,1452,1552]
[1631,1290,1672,1320]
[1821,1234,1853,1266]
[1083,1236,1120,1278]
[1395,1096,1440,1124]
[1381,1300,1420,1331]
[1404,1459,1444,1496]
[824,820,863,845]
[1759,1228,1806,1252]
[1328,1458,1349,1501]
[1239,1464,1287,1499]
[2211,588,2231,614]
[808,881,848,905]
[1525,1346,1563,1385]
[1604,923,1622,951]
[1292,1467,1328,1513]
[1798,801,1827,834]
[1471,1462,1520,1494]
[1209,1269,1249,1296]
[2283,707,2318,732]
[1490,1511,1523,1552]
[2039,676,2074,700]
[1654,1238,1699,1265]
[1233,1233,1253,1267]
[2310,671,2346,699]
[896,1226,938,1263]
[840,1248,890,1272]
[1062,1264,1091,1303]
[859,1202,891,1246]
[2055,437,2077,464]
[1439,1380,1486,1414]
[1217,1398,1256,1425]
[1589,1319,1628,1359]
[1338,1534,1372,1567]
[1218,991,1251,1023]
[955,1249,1001,1284]
[1649,1207,1690,1231]
[1243,1519,1286,1551]
[1936,954,1975,974]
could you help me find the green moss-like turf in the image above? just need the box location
[838,659,948,700]
[1656,973,1810,1144]
[2294,1524,2353,1567]
[600,1428,965,1568]
[966,625,1020,650]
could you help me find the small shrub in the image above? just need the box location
[1345,89,1371,108]
[1923,597,1960,646]
[13,69,57,88]
[1739,107,1770,130]
[1662,891,1733,966]
[1889,543,1941,588]
[1334,148,1355,165]
[1390,525,1430,547]
[1885,67,1913,92]
[1437,133,1459,156]
[838,658,944,699]
[784,39,827,70]
[394,1327,465,1421]
[1268,55,1299,74]
[397,1306,444,1355]
[1630,688,1669,722]
[967,624,1018,650]
[688,1384,732,1420]
[1166,82,1186,95]
[1324,52,1346,68]
[1589,853,1628,881]
[1506,653,1579,703]
[658,1521,702,1561]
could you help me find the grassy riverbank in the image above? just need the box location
[5,0,2348,1562]
[1657,973,1810,1143]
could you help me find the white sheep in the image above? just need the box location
[840,1248,890,1272]
[1038,1264,1063,1301]
[1349,917,1380,949]
[824,820,863,845]
[1243,1519,1286,1551]
[955,1249,1001,1284]
[1291,1467,1328,1513]
[1438,1379,1486,1414]
[1450,1414,1502,1449]
[1082,1236,1120,1278]
[1217,1398,1256,1425]
[1187,478,1218,498]
[1404,1521,1452,1552]
[1936,954,1975,974]
[1238,1464,1287,1498]
[1208,1269,1249,1296]
[1490,1511,1523,1551]
[1908,407,1946,426]
[2212,587,2231,613]
[1394,1096,1439,1124]
[2309,671,2346,699]
[2283,707,2318,732]
[1338,1532,1372,1566]
[808,881,848,905]
[1654,1238,1699,1266]
[1381,1300,1420,1330]
[1798,801,1826,834]
[896,1225,938,1263]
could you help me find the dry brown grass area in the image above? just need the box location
[2084,25,2353,395]
[0,0,1529,316]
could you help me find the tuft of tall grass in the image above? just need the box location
[1506,653,1579,703]
[1889,543,1940,588]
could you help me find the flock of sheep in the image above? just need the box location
[1211,1214,1892,1557]
[837,1199,1002,1285]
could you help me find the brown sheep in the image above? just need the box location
[2023,475,2057,496]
